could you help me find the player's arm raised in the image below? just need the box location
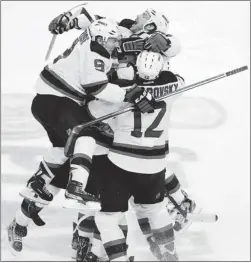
[48,5,102,35]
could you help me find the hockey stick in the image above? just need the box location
[45,35,57,61]
[64,65,248,157]
[166,193,218,223]
[45,2,89,61]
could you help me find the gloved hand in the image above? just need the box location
[48,12,77,34]
[144,33,171,53]
[121,38,145,53]
[125,84,156,113]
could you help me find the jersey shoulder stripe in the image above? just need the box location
[90,41,110,59]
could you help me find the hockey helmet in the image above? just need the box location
[136,50,164,80]
[89,18,121,42]
[143,8,169,34]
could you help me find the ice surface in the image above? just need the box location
[1,1,250,261]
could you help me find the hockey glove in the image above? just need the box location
[120,38,145,54]
[125,85,156,114]
[144,33,171,53]
[48,12,77,34]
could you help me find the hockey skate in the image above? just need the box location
[76,236,91,261]
[147,235,162,260]
[19,183,51,206]
[20,162,54,204]
[64,180,100,210]
[147,235,178,261]
[161,242,178,261]
[71,222,79,260]
[6,219,27,255]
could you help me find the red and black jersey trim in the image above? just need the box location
[110,141,169,159]
[40,66,86,101]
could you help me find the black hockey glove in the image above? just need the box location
[119,38,145,56]
[125,85,156,114]
[48,12,77,34]
[144,33,171,53]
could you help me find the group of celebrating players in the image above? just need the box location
[7,4,197,261]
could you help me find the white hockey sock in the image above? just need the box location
[15,208,30,227]
[135,203,176,258]
[70,136,96,188]
[91,227,108,259]
[77,211,96,240]
[41,147,68,184]
[95,212,128,261]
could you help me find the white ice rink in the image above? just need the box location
[1,1,250,261]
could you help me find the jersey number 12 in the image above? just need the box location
[131,101,166,138]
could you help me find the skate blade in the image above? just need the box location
[19,188,49,205]
[62,198,101,211]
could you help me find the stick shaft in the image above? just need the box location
[45,35,57,61]
[64,65,248,157]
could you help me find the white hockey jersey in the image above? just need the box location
[35,29,125,104]
[108,71,185,174]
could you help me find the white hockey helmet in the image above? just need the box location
[143,8,169,34]
[136,50,164,80]
[89,18,121,42]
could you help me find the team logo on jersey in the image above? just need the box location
[145,82,179,99]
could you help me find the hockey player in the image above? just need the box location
[87,50,183,261]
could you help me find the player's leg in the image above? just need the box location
[29,94,87,200]
[65,123,113,203]
[6,161,70,254]
[133,169,178,261]
[23,94,69,200]
[164,169,196,231]
[75,212,95,261]
[65,135,97,202]
[71,154,108,261]
[94,157,131,261]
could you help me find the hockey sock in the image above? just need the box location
[70,136,96,188]
[91,226,108,259]
[95,211,128,261]
[135,203,177,260]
